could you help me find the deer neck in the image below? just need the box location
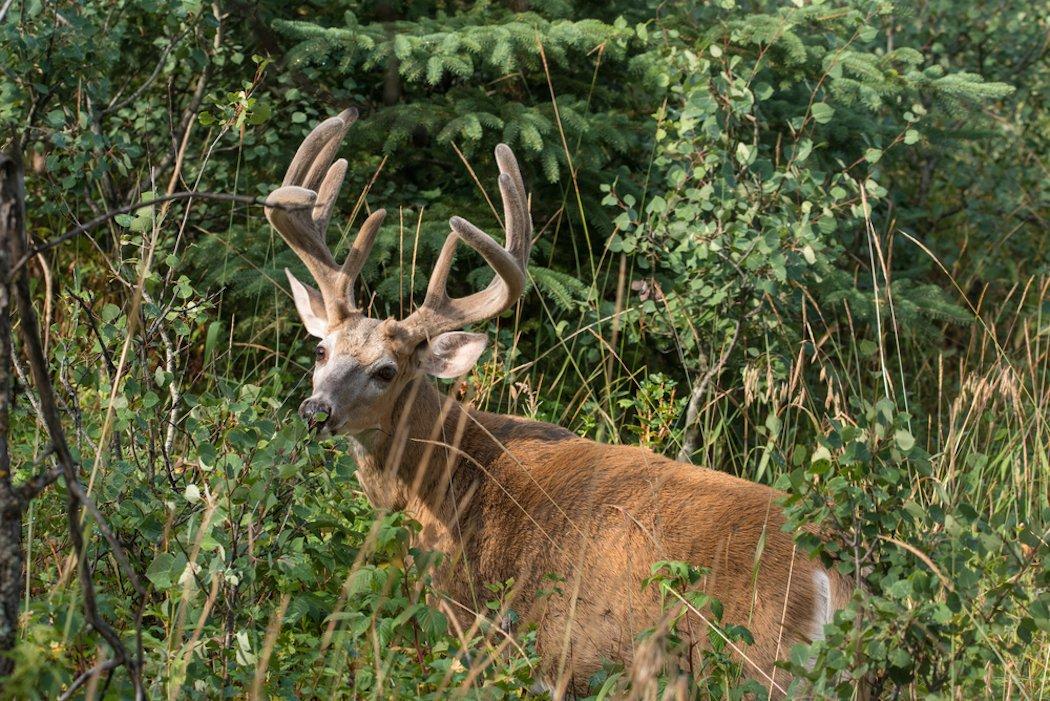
[348,377,480,531]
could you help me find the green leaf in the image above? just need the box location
[811,445,832,464]
[204,321,223,365]
[146,553,175,589]
[416,606,448,639]
[735,142,752,165]
[889,647,910,668]
[793,138,813,162]
[101,303,122,322]
[248,101,272,125]
[811,102,835,124]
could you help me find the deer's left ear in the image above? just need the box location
[286,269,329,338]
[419,332,488,379]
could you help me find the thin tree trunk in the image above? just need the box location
[376,0,403,107]
[0,152,24,677]
[677,321,740,463]
[0,150,141,693]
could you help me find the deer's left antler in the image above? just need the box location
[264,108,386,325]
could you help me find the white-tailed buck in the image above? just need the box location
[265,110,852,697]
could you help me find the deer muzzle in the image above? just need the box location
[299,397,332,431]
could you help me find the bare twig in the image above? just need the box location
[16,446,60,501]
[0,0,15,25]
[12,190,292,272]
[103,28,190,116]
[142,1,222,201]
[10,350,44,429]
[677,320,741,462]
[158,325,180,456]
[65,479,146,597]
[57,657,123,701]
[7,158,144,698]
[67,291,118,379]
[0,153,20,677]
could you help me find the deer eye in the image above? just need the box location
[373,364,397,383]
[315,345,327,363]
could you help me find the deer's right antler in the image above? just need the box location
[401,144,533,342]
[265,108,386,326]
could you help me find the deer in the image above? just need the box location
[263,109,853,697]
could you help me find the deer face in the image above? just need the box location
[291,302,488,437]
[266,110,530,439]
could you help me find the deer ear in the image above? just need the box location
[285,269,329,338]
[420,332,488,379]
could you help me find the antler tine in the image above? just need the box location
[282,108,357,188]
[340,208,386,288]
[266,109,385,324]
[494,143,532,268]
[403,143,532,341]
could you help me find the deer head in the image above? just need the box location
[265,110,531,437]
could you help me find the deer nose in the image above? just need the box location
[299,398,332,428]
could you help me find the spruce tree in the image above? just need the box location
[190,1,661,318]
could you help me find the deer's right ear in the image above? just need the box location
[418,332,488,379]
[285,269,329,338]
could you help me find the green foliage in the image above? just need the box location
[887,0,1049,283]
[180,0,662,317]
[2,0,1047,698]
[607,1,1010,368]
[780,398,1048,697]
[528,265,589,312]
[274,5,639,171]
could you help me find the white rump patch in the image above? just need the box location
[811,569,833,644]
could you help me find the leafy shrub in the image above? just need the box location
[780,396,1047,697]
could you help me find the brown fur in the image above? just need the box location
[346,375,851,697]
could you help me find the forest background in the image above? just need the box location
[0,0,1046,698]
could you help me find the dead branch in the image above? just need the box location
[4,152,145,697]
[12,190,288,273]
[677,320,741,463]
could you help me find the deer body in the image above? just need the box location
[349,377,850,695]
[264,111,850,696]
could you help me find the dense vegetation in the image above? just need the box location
[0,0,1046,698]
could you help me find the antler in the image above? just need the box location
[265,108,386,326]
[401,144,532,342]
